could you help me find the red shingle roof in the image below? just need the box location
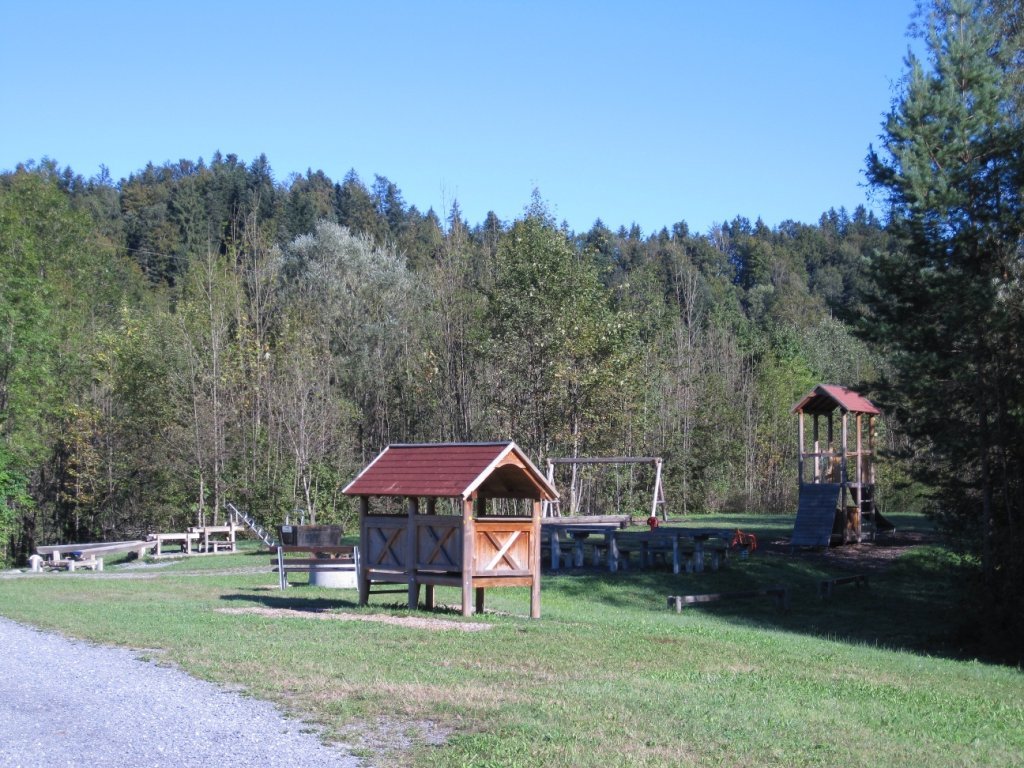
[342,442,558,500]
[791,384,880,415]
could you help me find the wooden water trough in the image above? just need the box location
[343,442,558,618]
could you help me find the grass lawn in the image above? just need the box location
[1,513,1021,767]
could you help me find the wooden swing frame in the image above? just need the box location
[543,456,666,521]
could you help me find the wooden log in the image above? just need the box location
[818,574,869,599]
[667,586,790,613]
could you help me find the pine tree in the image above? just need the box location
[864,0,1024,655]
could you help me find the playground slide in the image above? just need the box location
[790,483,842,548]
[872,508,897,533]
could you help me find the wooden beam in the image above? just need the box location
[840,412,849,498]
[547,456,662,465]
[869,415,876,486]
[797,411,805,485]
[358,496,369,606]
[531,499,541,619]
[813,414,820,482]
[462,498,475,616]
[856,414,864,490]
[406,497,419,610]
[652,459,665,520]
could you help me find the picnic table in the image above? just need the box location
[614,532,729,573]
[149,531,200,555]
[542,524,731,574]
[542,522,623,571]
[187,524,239,553]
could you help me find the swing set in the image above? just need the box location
[542,456,666,521]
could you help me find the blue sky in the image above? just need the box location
[2,1,918,235]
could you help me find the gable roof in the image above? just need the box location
[342,442,558,500]
[791,384,880,416]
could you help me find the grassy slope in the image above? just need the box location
[1,515,1021,767]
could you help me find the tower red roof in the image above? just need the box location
[791,384,880,415]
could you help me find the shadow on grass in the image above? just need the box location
[218,590,472,619]
[220,592,360,612]
[544,542,992,663]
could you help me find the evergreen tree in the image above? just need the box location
[865,0,1024,655]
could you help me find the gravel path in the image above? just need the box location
[0,617,360,768]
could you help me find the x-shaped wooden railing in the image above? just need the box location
[420,524,459,568]
[481,530,525,572]
[371,526,405,566]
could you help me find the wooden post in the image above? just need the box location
[868,415,876,486]
[827,414,834,482]
[856,413,864,490]
[813,414,820,482]
[652,459,665,520]
[797,411,805,485]
[840,412,848,485]
[531,499,542,618]
[462,497,475,616]
[608,530,620,573]
[544,460,556,517]
[358,496,369,606]
[569,462,579,516]
[406,497,419,610]
[855,413,864,540]
[840,411,849,513]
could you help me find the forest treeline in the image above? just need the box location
[0,155,894,550]
[1,0,1022,656]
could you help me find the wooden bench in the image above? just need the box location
[272,545,358,589]
[818,574,869,599]
[667,585,790,613]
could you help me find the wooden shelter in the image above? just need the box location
[343,442,558,618]
[791,384,890,546]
